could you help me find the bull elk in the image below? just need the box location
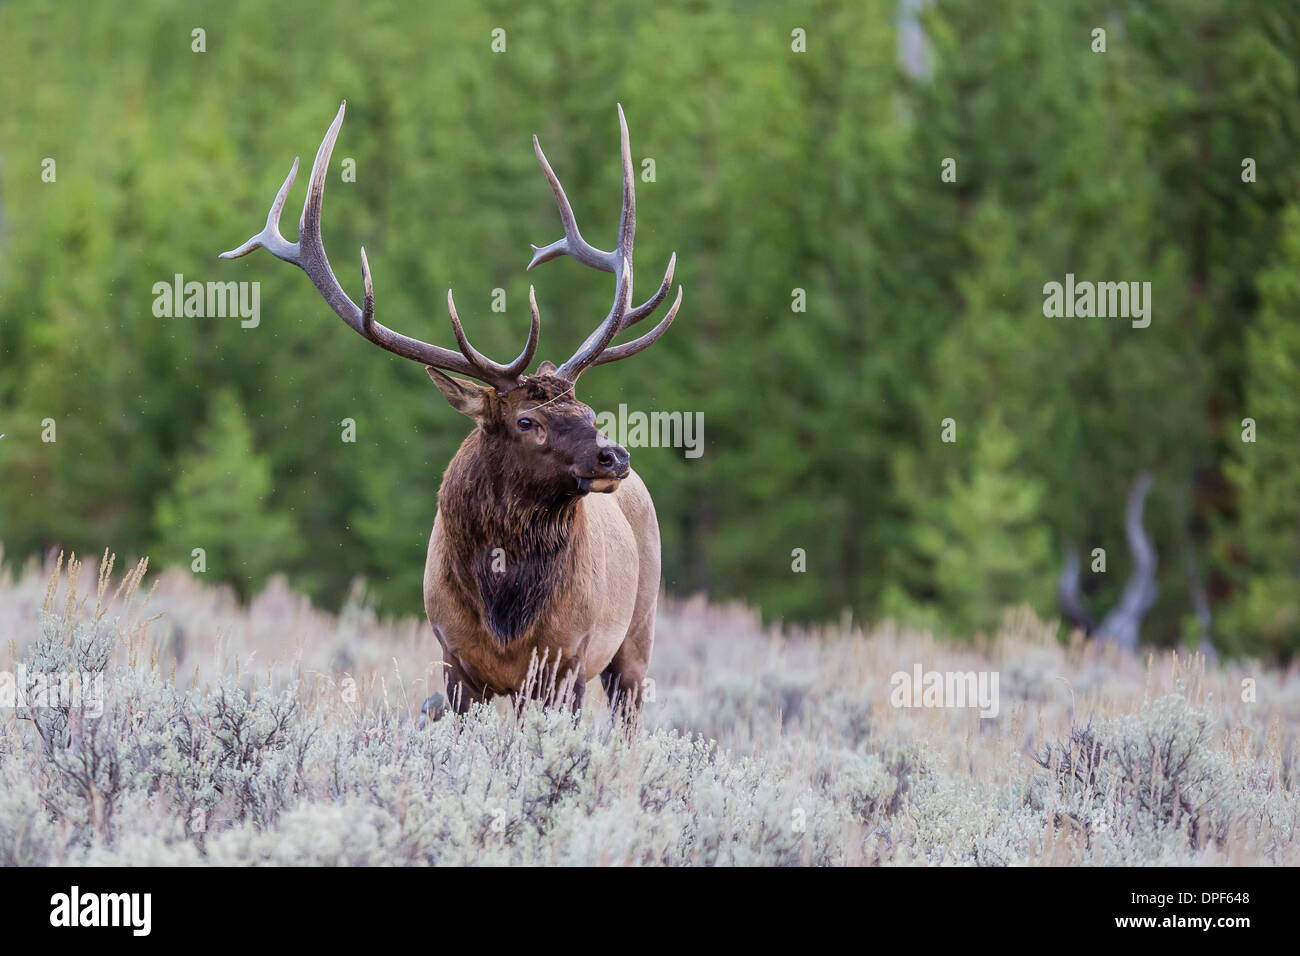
[221,102,682,722]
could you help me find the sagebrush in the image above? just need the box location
[0,551,1296,865]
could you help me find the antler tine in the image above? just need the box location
[529,105,682,381]
[621,252,676,331]
[510,285,542,377]
[445,287,541,389]
[555,266,632,381]
[219,156,301,262]
[614,103,636,263]
[221,102,535,386]
[298,101,347,249]
[526,133,671,327]
[527,133,620,274]
[360,245,375,333]
[592,286,683,367]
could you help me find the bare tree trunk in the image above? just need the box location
[1097,473,1158,652]
[1056,542,1096,635]
[1183,542,1217,662]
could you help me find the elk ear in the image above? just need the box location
[536,360,558,376]
[427,367,492,421]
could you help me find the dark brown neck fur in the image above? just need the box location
[437,427,582,645]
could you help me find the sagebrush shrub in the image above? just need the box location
[1,555,1297,865]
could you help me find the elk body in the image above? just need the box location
[222,102,682,721]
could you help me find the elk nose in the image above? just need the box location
[598,444,629,471]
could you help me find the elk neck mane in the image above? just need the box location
[437,426,584,646]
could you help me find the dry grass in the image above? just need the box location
[0,549,1296,865]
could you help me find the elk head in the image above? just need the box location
[220,101,682,500]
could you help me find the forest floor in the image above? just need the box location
[1,550,1297,865]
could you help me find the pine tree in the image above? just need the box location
[890,417,1054,634]
[153,389,302,596]
[1216,206,1300,657]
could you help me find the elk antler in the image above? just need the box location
[220,101,538,392]
[528,104,683,382]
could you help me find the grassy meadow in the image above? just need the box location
[1,549,1296,866]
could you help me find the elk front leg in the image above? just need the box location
[419,654,491,727]
[533,654,587,714]
[559,661,586,715]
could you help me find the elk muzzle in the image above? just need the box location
[574,442,630,494]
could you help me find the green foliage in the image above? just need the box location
[153,389,301,595]
[891,417,1054,634]
[1215,205,1300,656]
[0,0,1298,654]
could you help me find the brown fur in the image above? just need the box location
[218,102,678,724]
[422,372,659,718]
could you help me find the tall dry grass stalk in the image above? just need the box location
[0,550,1296,865]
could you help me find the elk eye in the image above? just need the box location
[517,417,534,431]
